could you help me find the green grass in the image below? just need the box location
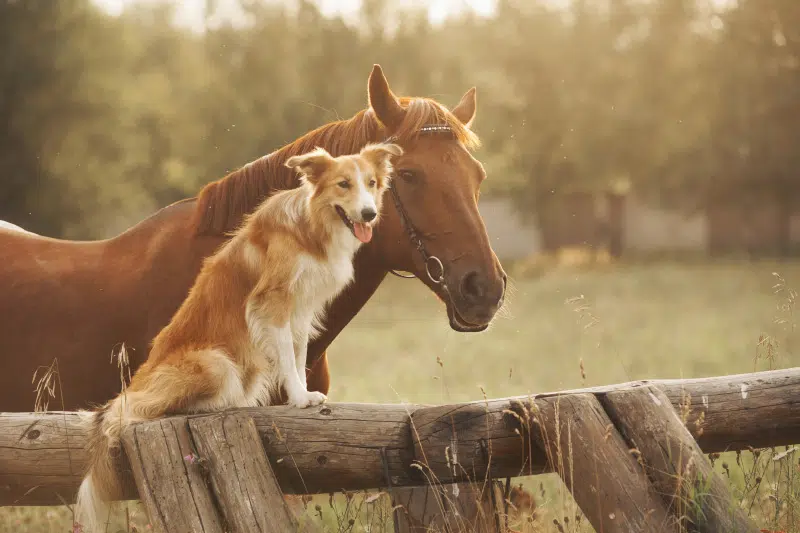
[2,259,798,532]
[329,259,799,404]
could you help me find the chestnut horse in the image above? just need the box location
[0,65,506,412]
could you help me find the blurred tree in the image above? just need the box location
[1,0,797,251]
[705,0,800,254]
[0,0,99,235]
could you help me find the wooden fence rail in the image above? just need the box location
[1,367,799,510]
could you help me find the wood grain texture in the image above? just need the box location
[394,483,502,533]
[521,394,678,533]
[2,368,798,507]
[245,403,418,494]
[187,412,299,533]
[603,386,760,533]
[121,417,224,533]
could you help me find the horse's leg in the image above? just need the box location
[305,350,330,395]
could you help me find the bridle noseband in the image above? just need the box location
[382,124,452,289]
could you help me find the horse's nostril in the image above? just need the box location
[361,208,377,222]
[460,271,486,301]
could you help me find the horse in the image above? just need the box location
[0,64,507,412]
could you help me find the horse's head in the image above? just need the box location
[367,65,507,332]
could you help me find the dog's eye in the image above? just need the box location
[338,181,350,189]
[369,179,377,188]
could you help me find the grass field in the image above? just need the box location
[2,258,799,532]
[330,258,799,403]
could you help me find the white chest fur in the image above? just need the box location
[293,252,354,301]
[290,236,358,338]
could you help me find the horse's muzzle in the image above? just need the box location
[447,270,506,332]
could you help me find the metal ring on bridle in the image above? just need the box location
[425,255,445,284]
[388,269,416,279]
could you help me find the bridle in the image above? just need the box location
[387,182,445,284]
[380,123,505,333]
[382,124,451,289]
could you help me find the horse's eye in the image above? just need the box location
[398,169,418,182]
[338,181,350,189]
[369,179,377,188]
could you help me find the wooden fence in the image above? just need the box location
[2,367,799,532]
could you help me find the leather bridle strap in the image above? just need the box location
[387,183,444,284]
[382,125,452,285]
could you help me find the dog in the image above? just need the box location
[74,142,402,532]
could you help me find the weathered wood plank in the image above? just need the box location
[187,412,298,533]
[0,403,417,506]
[516,394,679,533]
[121,417,224,533]
[0,411,95,506]
[1,368,798,507]
[394,483,502,533]
[639,369,800,452]
[602,386,759,533]
[404,367,800,485]
[245,403,418,494]
[410,396,546,485]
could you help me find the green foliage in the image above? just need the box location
[1,0,797,238]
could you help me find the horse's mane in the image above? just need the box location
[191,97,480,235]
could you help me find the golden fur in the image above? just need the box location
[74,142,402,532]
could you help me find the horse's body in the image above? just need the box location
[1,202,226,410]
[0,65,506,412]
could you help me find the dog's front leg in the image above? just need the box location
[293,321,310,390]
[273,322,326,408]
[248,255,326,409]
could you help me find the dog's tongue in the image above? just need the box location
[353,222,373,243]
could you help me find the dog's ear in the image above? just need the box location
[360,143,403,175]
[285,147,334,184]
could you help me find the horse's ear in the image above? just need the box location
[452,87,477,128]
[285,147,333,185]
[368,64,405,130]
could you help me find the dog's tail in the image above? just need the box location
[75,396,128,532]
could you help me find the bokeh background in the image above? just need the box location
[3,0,799,250]
[1,0,799,531]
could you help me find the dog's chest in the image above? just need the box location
[293,252,354,304]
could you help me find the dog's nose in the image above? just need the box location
[361,208,377,222]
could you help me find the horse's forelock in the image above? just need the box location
[394,98,480,150]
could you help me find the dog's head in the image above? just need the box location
[285,143,403,243]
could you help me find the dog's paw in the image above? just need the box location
[288,390,327,409]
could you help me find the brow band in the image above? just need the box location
[383,124,453,144]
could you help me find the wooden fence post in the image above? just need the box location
[602,386,760,533]
[188,412,305,533]
[121,417,224,533]
[394,482,503,533]
[122,413,312,533]
[519,393,680,533]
